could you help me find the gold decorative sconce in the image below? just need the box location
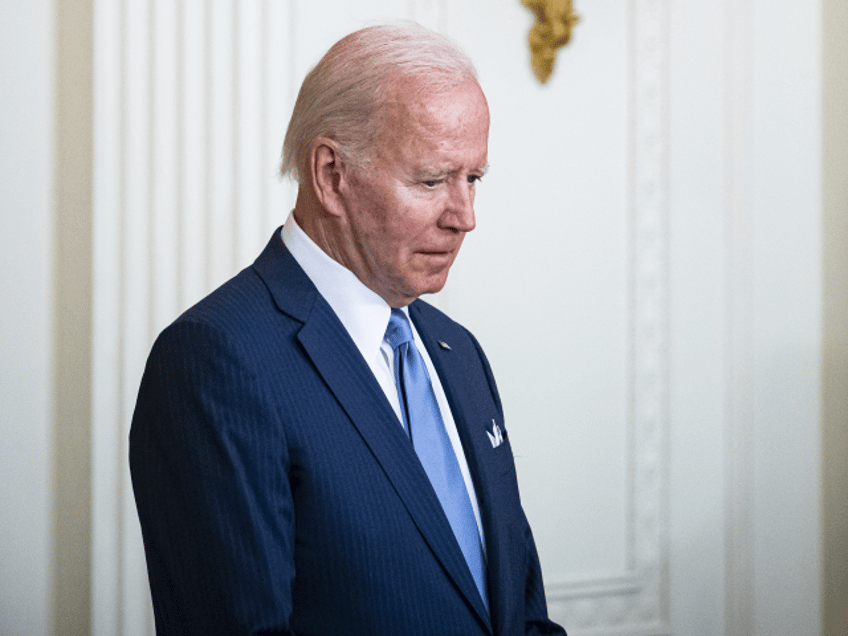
[522,0,580,83]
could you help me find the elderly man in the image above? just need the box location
[130,23,566,636]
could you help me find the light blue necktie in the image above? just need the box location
[384,308,488,611]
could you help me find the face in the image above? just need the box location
[335,78,490,308]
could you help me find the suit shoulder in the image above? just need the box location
[145,263,307,385]
[170,265,279,336]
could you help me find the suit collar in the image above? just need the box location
[281,215,392,362]
[252,227,319,323]
[252,230,493,633]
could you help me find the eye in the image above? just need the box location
[467,174,483,184]
[421,178,445,189]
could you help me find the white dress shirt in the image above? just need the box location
[281,212,485,550]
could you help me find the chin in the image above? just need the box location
[416,274,451,298]
[395,266,453,303]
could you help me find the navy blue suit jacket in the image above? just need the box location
[130,229,565,636]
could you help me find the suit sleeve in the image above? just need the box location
[129,320,296,636]
[468,332,568,636]
[521,520,567,636]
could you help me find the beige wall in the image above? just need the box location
[822,0,848,633]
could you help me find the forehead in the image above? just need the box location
[373,77,489,158]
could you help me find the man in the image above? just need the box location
[130,23,566,636]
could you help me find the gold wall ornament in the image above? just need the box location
[522,0,580,83]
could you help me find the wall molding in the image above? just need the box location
[545,0,671,633]
[547,574,644,601]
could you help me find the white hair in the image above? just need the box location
[280,22,479,184]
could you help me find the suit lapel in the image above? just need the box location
[253,231,493,633]
[411,302,512,636]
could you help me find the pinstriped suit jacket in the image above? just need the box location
[130,229,565,636]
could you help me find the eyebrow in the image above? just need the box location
[414,163,490,179]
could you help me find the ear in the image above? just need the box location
[310,138,347,217]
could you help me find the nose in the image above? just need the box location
[441,180,476,233]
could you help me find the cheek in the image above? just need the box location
[348,189,393,244]
[350,186,435,259]
[375,206,427,250]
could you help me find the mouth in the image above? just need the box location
[418,249,456,259]
[419,243,462,256]
[415,250,458,270]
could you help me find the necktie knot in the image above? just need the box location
[384,308,414,351]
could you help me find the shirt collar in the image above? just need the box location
[281,210,395,358]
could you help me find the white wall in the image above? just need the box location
[666,1,825,634]
[749,2,823,633]
[667,1,727,632]
[0,2,55,635]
